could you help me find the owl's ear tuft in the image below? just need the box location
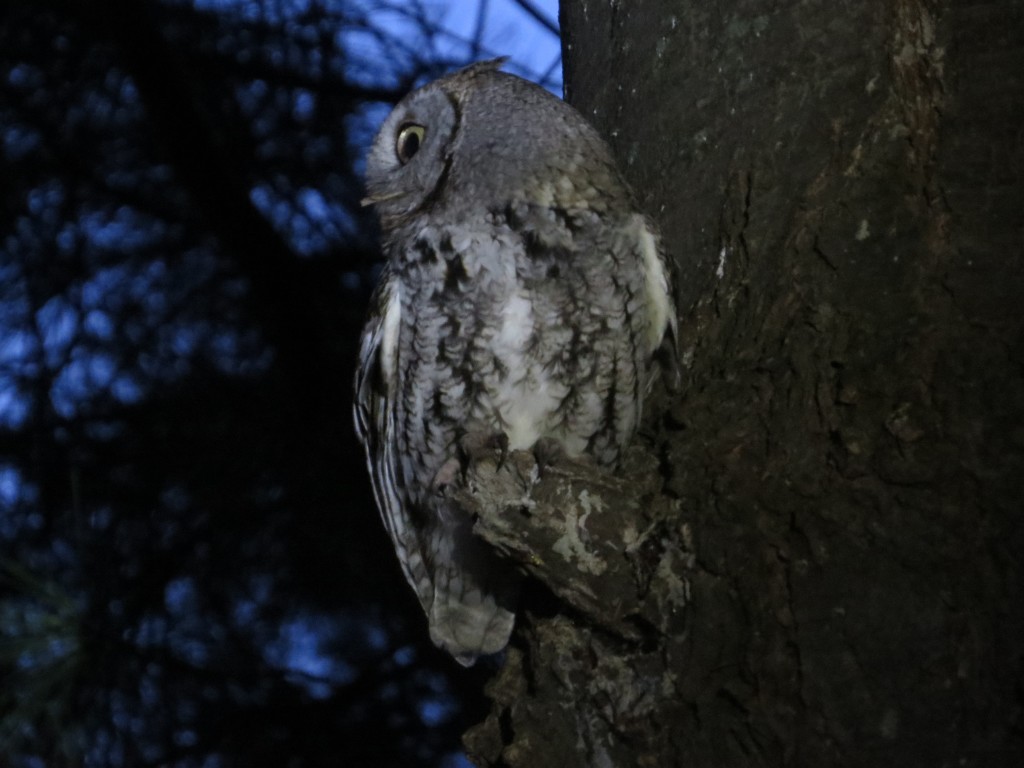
[456,57,510,79]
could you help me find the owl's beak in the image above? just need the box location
[360,190,405,207]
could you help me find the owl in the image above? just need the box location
[354,59,676,665]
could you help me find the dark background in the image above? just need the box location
[0,1,558,765]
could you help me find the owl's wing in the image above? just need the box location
[352,268,433,609]
[354,265,520,666]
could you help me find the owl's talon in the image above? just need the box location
[532,437,566,469]
[457,431,509,469]
[432,457,462,493]
[493,433,510,470]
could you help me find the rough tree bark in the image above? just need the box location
[462,1,1024,766]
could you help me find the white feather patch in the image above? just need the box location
[491,291,558,450]
[636,217,673,352]
[379,281,402,382]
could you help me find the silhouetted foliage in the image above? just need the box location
[0,1,558,765]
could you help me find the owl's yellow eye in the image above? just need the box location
[396,123,426,164]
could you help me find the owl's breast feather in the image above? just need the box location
[487,290,569,452]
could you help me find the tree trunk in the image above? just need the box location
[463,1,1024,765]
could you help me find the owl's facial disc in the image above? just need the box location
[364,84,459,220]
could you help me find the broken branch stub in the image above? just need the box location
[448,438,676,637]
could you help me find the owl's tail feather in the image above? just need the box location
[429,586,517,667]
[426,516,521,666]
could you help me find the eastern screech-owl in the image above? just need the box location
[354,59,676,665]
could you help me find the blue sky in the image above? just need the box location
[345,0,561,90]
[434,0,561,87]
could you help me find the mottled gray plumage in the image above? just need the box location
[354,59,676,665]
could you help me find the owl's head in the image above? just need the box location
[363,59,625,226]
